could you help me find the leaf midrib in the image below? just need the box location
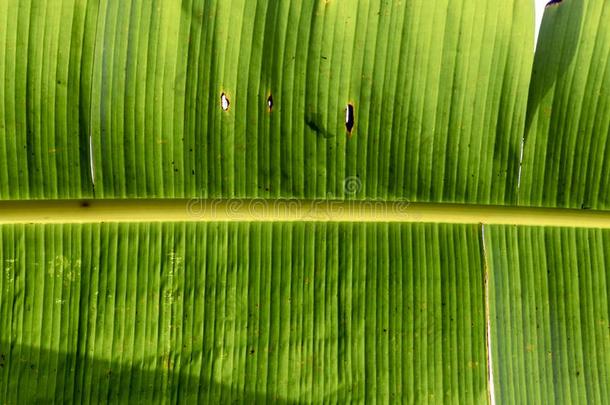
[0,199,608,228]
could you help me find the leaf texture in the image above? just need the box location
[4,0,610,403]
[0,0,533,202]
[0,222,487,403]
[519,0,610,209]
[485,225,610,404]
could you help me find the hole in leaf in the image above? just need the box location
[221,93,230,111]
[267,95,273,112]
[546,0,562,7]
[89,134,95,191]
[345,104,355,133]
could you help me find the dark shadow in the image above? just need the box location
[305,111,335,139]
[0,342,300,404]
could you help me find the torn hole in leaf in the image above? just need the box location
[267,95,273,112]
[221,93,230,111]
[546,0,562,7]
[345,104,355,134]
[89,134,95,190]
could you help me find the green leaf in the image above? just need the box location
[0,222,487,403]
[3,0,610,402]
[519,0,610,209]
[1,0,533,203]
[484,225,610,404]
[0,0,96,199]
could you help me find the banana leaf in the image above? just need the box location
[1,0,610,403]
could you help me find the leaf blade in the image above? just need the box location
[485,225,610,404]
[0,222,487,403]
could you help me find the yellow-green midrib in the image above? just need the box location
[1,199,610,229]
